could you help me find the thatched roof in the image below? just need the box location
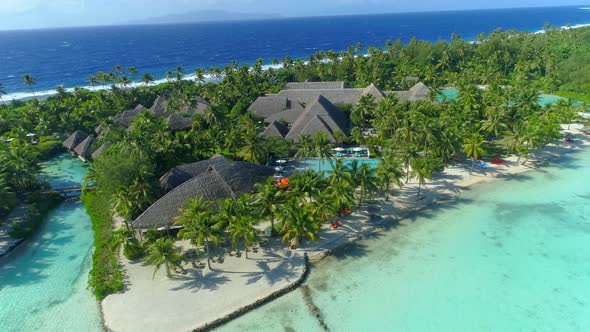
[91,142,112,159]
[73,135,96,159]
[159,154,229,193]
[63,130,89,150]
[262,121,289,138]
[363,84,386,100]
[134,160,274,229]
[116,104,147,128]
[95,123,104,136]
[180,96,209,115]
[407,82,431,101]
[150,94,170,117]
[166,113,194,132]
[285,81,347,90]
[264,106,305,124]
[248,96,289,118]
[285,95,350,142]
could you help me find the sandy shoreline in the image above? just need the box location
[101,122,589,332]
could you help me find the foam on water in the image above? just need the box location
[219,148,590,331]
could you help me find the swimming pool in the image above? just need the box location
[300,158,380,173]
[439,88,583,107]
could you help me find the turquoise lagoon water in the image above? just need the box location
[220,149,590,331]
[439,88,583,107]
[39,153,90,189]
[301,158,380,173]
[0,155,101,332]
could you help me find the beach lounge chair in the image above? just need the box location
[336,152,343,158]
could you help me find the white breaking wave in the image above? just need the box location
[534,22,590,34]
[4,21,590,102]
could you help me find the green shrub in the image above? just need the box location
[36,136,64,160]
[81,191,124,300]
[123,239,145,260]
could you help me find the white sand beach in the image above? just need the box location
[101,122,589,332]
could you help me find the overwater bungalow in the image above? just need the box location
[91,142,112,159]
[62,130,89,152]
[95,94,210,136]
[73,135,97,161]
[133,155,274,230]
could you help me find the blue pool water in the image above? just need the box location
[301,158,380,173]
[0,155,100,332]
[439,87,584,107]
[220,147,590,331]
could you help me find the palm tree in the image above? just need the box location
[462,133,487,172]
[227,210,257,259]
[310,188,336,222]
[353,94,376,130]
[294,135,314,169]
[144,238,183,279]
[355,164,379,207]
[194,68,206,84]
[142,73,155,86]
[166,71,174,83]
[279,200,321,245]
[328,158,353,187]
[376,155,404,201]
[111,227,136,257]
[313,132,333,171]
[410,158,434,196]
[176,197,221,270]
[22,74,36,97]
[0,168,16,216]
[88,75,98,91]
[253,178,285,236]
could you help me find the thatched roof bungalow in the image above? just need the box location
[91,142,112,159]
[63,130,89,151]
[134,157,274,230]
[73,135,96,160]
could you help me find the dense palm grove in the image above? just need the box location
[1,26,589,299]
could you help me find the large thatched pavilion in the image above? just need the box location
[133,155,274,230]
[250,81,431,142]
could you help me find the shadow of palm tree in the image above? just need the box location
[169,269,230,292]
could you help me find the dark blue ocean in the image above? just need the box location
[1,5,590,98]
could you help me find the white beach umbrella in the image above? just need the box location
[276,159,287,164]
[353,147,363,152]
[334,147,345,152]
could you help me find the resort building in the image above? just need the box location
[95,94,209,135]
[62,130,89,152]
[73,135,97,161]
[250,81,431,142]
[133,155,274,230]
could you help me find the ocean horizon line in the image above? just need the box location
[2,21,590,102]
[0,4,585,33]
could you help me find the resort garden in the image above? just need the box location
[1,25,589,299]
